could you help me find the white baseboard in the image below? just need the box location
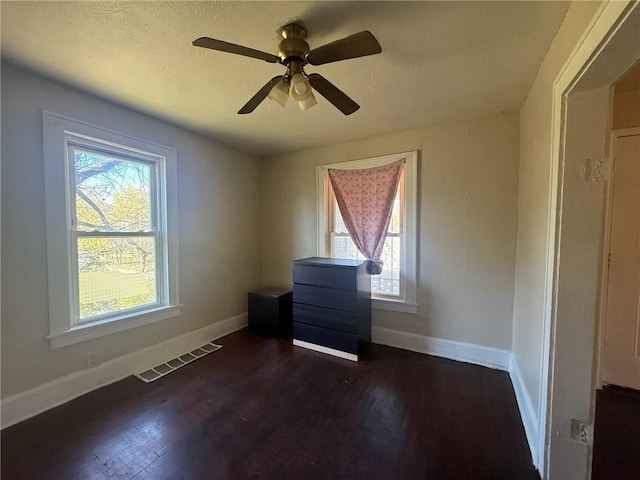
[371,326,512,370]
[1,313,247,429]
[509,354,540,470]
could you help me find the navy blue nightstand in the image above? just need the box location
[248,287,293,339]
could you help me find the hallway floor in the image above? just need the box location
[592,386,640,480]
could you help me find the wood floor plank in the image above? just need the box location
[592,386,640,480]
[1,329,538,479]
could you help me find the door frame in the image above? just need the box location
[597,127,640,389]
[541,1,640,478]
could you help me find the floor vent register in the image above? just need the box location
[135,341,223,383]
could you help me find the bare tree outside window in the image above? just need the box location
[73,150,158,319]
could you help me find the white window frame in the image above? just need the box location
[317,151,418,314]
[43,111,180,348]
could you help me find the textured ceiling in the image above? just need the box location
[1,1,570,156]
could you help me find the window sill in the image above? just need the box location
[372,298,418,314]
[47,305,182,349]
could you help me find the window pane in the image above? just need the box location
[389,191,401,234]
[330,183,402,297]
[77,236,157,320]
[332,235,360,259]
[372,236,400,295]
[74,149,152,232]
[331,234,400,297]
[333,202,349,233]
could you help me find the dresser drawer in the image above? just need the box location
[293,284,358,312]
[294,322,359,354]
[293,303,358,335]
[293,264,357,290]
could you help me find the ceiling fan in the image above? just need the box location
[192,22,382,115]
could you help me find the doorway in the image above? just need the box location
[600,126,640,391]
[543,2,640,479]
[591,64,640,480]
[599,62,640,392]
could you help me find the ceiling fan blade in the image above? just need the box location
[193,37,280,64]
[238,76,284,114]
[308,74,359,115]
[307,31,381,66]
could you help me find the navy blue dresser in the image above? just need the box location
[292,257,371,361]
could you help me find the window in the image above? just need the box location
[317,151,418,313]
[43,112,180,348]
[71,142,162,321]
[329,173,403,297]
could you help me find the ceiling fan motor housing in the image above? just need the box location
[278,23,310,65]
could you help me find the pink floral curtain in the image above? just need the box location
[328,159,405,274]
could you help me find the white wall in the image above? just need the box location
[1,63,262,397]
[511,0,602,460]
[260,112,519,350]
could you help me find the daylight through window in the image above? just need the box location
[329,170,404,297]
[43,112,180,348]
[70,145,162,322]
[317,151,418,313]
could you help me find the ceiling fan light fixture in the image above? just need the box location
[268,78,289,107]
[290,72,317,110]
[289,73,311,101]
[297,91,317,110]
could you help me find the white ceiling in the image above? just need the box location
[1,1,570,156]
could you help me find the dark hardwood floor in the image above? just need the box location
[592,386,640,480]
[1,329,538,479]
